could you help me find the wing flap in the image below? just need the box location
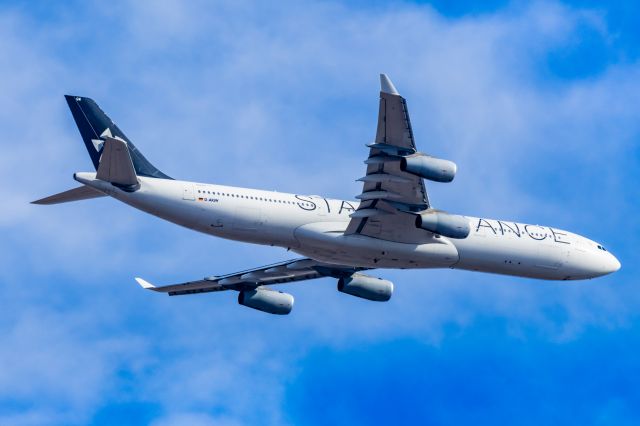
[349,208,390,218]
[357,173,412,184]
[136,277,228,296]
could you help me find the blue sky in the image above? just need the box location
[1,0,639,424]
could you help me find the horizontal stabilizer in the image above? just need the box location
[31,185,106,205]
[96,137,139,188]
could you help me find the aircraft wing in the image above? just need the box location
[135,258,366,296]
[345,74,430,243]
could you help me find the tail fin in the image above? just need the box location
[64,95,172,179]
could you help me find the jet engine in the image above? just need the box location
[400,154,457,183]
[238,288,294,315]
[337,274,393,302]
[416,210,470,239]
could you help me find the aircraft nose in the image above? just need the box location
[567,241,620,279]
[595,251,621,276]
[606,253,621,274]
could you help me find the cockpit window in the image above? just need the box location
[597,245,607,252]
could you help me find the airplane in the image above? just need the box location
[33,74,621,315]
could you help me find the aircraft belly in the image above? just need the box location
[293,222,459,268]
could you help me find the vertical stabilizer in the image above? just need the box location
[64,95,172,179]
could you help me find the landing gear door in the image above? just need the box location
[182,183,195,201]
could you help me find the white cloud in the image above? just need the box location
[0,307,149,426]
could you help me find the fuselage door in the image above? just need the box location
[182,183,195,201]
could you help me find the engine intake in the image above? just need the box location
[416,210,470,239]
[238,288,294,315]
[337,274,393,302]
[400,154,457,183]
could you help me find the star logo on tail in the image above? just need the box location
[91,128,127,152]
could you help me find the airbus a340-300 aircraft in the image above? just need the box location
[34,75,620,315]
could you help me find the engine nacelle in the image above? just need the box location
[400,154,457,183]
[238,288,294,315]
[337,274,393,302]
[416,210,470,239]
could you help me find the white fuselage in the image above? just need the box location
[75,173,620,281]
